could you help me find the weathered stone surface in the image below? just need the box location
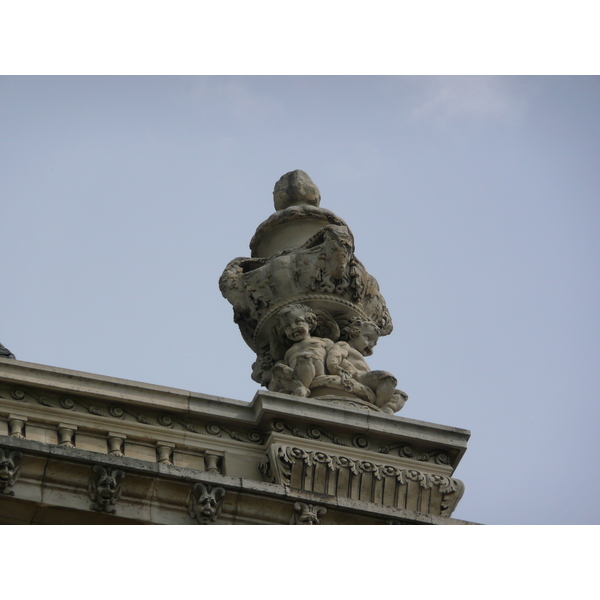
[220,171,403,412]
[0,434,476,525]
[273,169,321,212]
[0,359,473,524]
[88,464,125,513]
[0,446,22,495]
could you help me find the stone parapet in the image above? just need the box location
[0,358,474,524]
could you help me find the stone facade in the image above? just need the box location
[0,357,474,524]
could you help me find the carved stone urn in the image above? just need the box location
[220,170,405,413]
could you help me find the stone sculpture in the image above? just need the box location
[220,170,407,413]
[293,501,327,525]
[188,482,226,524]
[88,465,125,513]
[0,447,22,496]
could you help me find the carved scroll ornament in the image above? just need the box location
[263,445,465,517]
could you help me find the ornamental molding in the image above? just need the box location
[269,420,450,465]
[262,445,465,517]
[3,385,264,446]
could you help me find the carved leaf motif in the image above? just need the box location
[396,470,407,485]
[130,410,152,425]
[183,421,201,433]
[348,458,360,476]
[304,451,315,467]
[437,477,458,495]
[405,469,428,488]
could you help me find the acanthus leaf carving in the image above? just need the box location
[267,445,465,517]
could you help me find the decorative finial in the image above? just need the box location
[273,170,321,211]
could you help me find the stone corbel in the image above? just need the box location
[156,441,175,465]
[188,482,226,524]
[58,423,77,447]
[88,465,125,514]
[0,447,23,496]
[107,432,126,457]
[293,502,327,525]
[8,414,27,439]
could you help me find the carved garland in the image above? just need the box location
[270,420,450,463]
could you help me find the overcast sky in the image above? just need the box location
[2,75,599,525]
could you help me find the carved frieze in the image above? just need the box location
[4,386,264,446]
[262,445,465,517]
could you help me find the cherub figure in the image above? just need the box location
[268,304,334,397]
[327,317,407,414]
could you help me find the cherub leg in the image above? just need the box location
[293,354,316,396]
[380,390,408,414]
[357,371,397,408]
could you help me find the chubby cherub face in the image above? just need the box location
[351,322,379,356]
[280,307,312,342]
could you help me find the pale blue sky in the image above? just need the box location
[2,76,599,525]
